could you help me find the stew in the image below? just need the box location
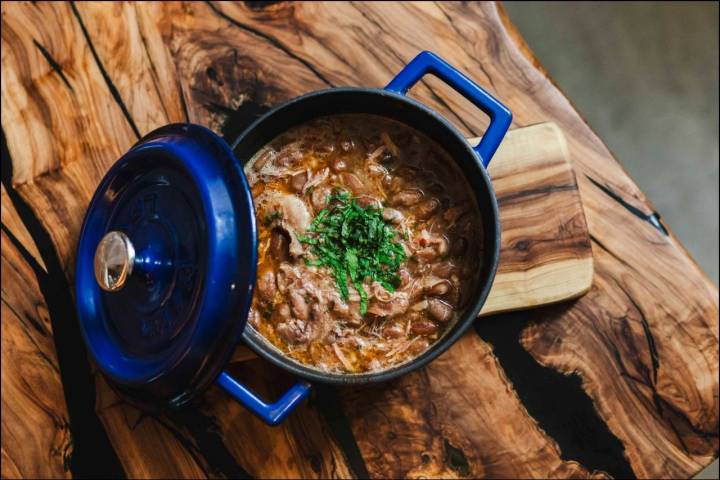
[245,114,482,373]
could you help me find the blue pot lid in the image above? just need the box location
[75,124,257,408]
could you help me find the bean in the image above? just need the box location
[427,279,452,296]
[355,195,382,209]
[382,207,404,224]
[290,291,310,321]
[256,268,276,302]
[428,298,453,322]
[393,188,423,207]
[411,320,438,335]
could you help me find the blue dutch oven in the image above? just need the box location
[75,51,511,425]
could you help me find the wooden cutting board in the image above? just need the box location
[478,121,593,315]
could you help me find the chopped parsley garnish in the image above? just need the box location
[298,190,406,315]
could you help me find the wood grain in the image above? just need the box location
[1,230,71,479]
[480,122,593,315]
[1,1,717,479]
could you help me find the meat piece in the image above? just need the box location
[255,191,312,257]
[411,320,438,335]
[302,168,329,194]
[275,141,304,167]
[279,195,311,231]
[392,188,423,207]
[277,319,310,345]
[310,303,334,341]
[252,148,276,172]
[408,282,425,301]
[290,291,310,321]
[290,171,308,193]
[269,228,290,261]
[416,242,448,261]
[245,147,302,187]
[367,291,410,317]
[415,198,440,220]
[369,281,394,302]
[332,297,362,327]
[311,186,331,212]
[383,322,405,338]
[256,267,276,302]
[256,191,311,232]
[275,263,290,293]
[274,303,292,321]
[398,269,412,289]
[276,262,301,293]
[427,298,453,322]
[414,230,449,261]
[382,208,404,224]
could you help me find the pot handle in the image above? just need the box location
[385,51,512,167]
[217,371,311,426]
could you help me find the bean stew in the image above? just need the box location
[245,114,483,373]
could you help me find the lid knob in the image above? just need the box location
[94,231,135,292]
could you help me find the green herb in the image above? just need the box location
[299,190,406,315]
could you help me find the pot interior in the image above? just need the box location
[233,88,500,384]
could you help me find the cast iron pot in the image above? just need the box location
[75,51,512,425]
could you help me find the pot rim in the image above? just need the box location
[235,87,501,385]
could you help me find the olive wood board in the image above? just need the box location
[474,121,593,315]
[232,121,593,363]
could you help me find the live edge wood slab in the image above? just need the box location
[0,2,717,479]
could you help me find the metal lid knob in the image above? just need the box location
[94,231,135,292]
